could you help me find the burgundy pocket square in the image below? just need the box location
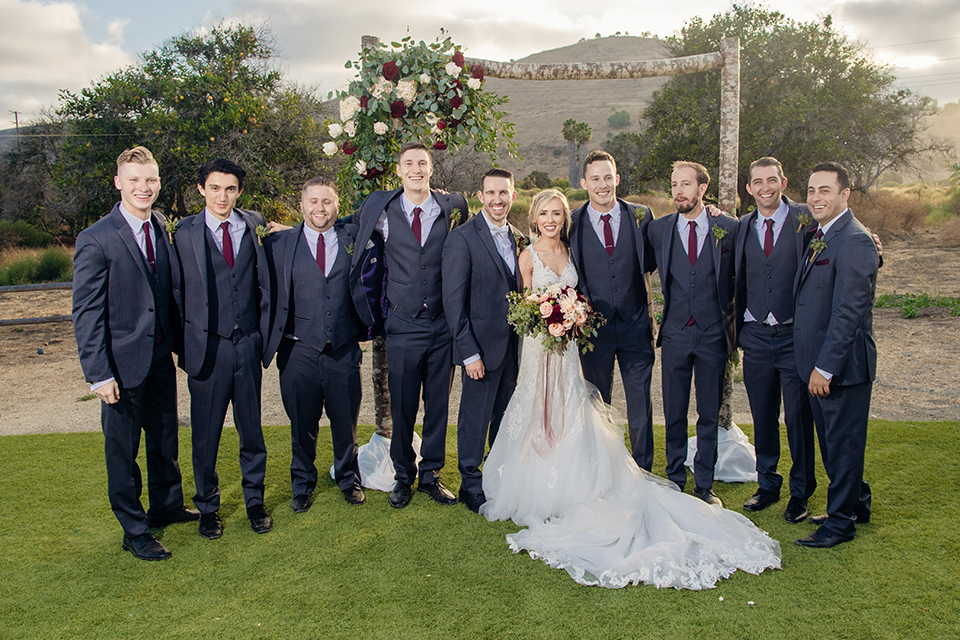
[721,248,730,254]
[815,258,829,266]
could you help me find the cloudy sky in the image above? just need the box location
[2,0,959,126]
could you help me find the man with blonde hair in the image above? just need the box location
[73,146,197,561]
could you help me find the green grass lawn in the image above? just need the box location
[1,420,957,640]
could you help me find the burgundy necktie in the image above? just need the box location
[411,207,422,244]
[763,218,774,257]
[600,214,615,256]
[142,221,155,272]
[687,220,698,266]
[316,233,325,275]
[220,221,234,268]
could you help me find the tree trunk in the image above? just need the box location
[372,335,392,438]
[719,354,738,431]
[567,140,577,186]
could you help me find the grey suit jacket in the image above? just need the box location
[170,208,271,376]
[734,196,811,337]
[73,204,176,388]
[793,210,878,386]
[441,213,523,371]
[649,211,739,352]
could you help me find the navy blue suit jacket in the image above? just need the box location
[73,204,177,388]
[649,211,739,353]
[441,213,523,371]
[346,188,469,327]
[793,210,878,386]
[734,196,811,338]
[262,222,362,365]
[170,208,271,376]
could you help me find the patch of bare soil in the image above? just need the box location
[0,234,957,437]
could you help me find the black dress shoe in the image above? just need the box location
[418,479,457,505]
[458,487,487,513]
[389,481,413,509]
[291,494,313,513]
[795,526,854,548]
[147,506,200,528]
[693,486,723,507]
[247,504,273,534]
[784,497,809,524]
[198,512,222,539]
[122,532,172,561]
[343,484,366,506]
[743,490,780,512]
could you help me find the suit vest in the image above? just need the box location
[384,199,446,318]
[287,232,360,352]
[667,228,722,329]
[204,228,259,338]
[579,209,645,322]
[744,221,797,324]
[151,221,175,349]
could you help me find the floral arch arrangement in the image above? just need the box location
[325,34,518,203]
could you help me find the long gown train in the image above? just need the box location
[480,247,781,589]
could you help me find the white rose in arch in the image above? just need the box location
[445,61,460,76]
[322,141,337,156]
[355,160,367,174]
[343,120,356,137]
[373,122,388,135]
[419,73,431,84]
[467,78,481,90]
[328,123,343,137]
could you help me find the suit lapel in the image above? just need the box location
[112,208,153,285]
[283,223,301,296]
[189,213,209,293]
[475,215,512,286]
[661,213,677,294]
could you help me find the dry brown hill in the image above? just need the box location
[482,36,670,181]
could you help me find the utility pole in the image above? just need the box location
[10,111,21,153]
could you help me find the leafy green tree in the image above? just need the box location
[520,170,551,189]
[562,119,593,184]
[634,5,949,210]
[43,24,331,233]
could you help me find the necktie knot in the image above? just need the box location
[492,226,509,239]
[813,229,824,240]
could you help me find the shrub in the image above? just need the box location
[848,190,927,234]
[607,110,630,129]
[0,220,55,249]
[0,247,73,286]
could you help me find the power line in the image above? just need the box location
[873,35,960,48]
[899,71,960,80]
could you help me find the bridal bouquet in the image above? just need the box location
[507,285,605,354]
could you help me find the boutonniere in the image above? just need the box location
[514,231,530,254]
[796,212,814,233]
[164,217,179,244]
[808,237,827,262]
[255,225,269,246]
[634,208,646,226]
[449,208,463,231]
[346,242,355,256]
[711,224,728,247]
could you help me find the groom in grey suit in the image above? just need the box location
[442,169,523,513]
[73,146,197,561]
[346,143,469,509]
[793,162,877,548]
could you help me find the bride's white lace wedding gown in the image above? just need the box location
[480,247,781,589]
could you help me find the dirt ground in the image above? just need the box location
[1,233,958,437]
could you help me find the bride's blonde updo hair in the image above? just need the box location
[527,188,572,242]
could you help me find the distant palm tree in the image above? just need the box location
[562,119,593,185]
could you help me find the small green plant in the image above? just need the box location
[875,291,960,318]
[607,109,630,129]
[76,394,97,402]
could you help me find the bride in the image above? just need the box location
[480,189,781,589]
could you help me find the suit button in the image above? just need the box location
[422,265,426,270]
[326,312,332,316]
[148,308,154,312]
[422,281,427,285]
